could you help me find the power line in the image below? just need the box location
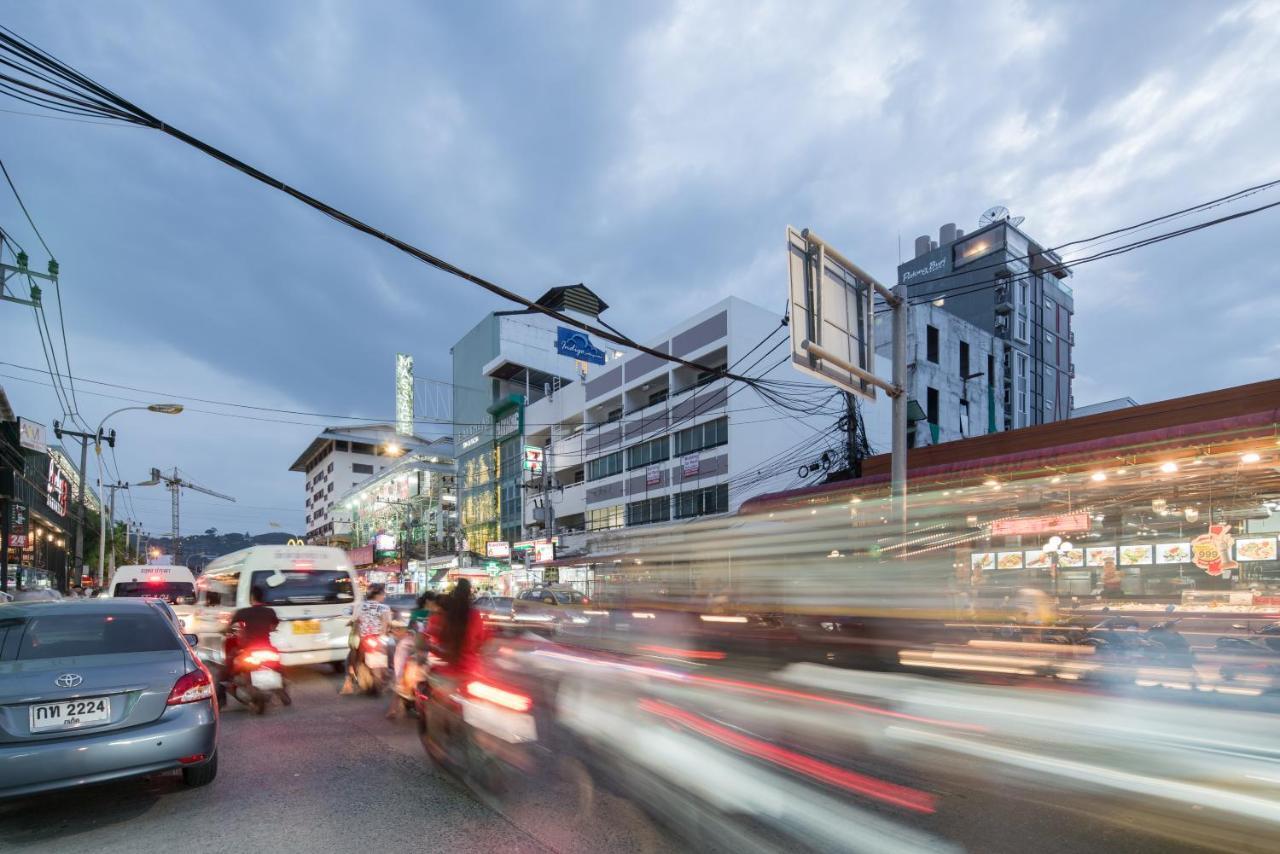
[0,27,773,394]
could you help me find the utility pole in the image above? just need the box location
[102,482,129,577]
[53,421,107,594]
[891,282,909,532]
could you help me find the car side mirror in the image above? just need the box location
[183,633,199,647]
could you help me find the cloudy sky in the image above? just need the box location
[2,0,1278,537]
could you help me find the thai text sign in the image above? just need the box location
[991,513,1090,537]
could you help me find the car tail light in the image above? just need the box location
[466,679,532,712]
[167,668,213,705]
[177,754,207,765]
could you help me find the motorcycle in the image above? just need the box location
[219,645,290,715]
[416,664,541,794]
[354,633,390,695]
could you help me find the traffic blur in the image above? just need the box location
[447,435,1280,853]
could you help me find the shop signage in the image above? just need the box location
[7,501,28,549]
[681,454,700,478]
[494,409,520,442]
[513,536,559,552]
[1192,524,1238,576]
[46,458,70,516]
[486,541,511,558]
[347,545,374,566]
[990,513,1090,537]
[531,541,555,564]
[523,446,544,474]
[555,326,606,366]
[543,566,560,584]
[900,257,947,284]
[18,418,46,452]
[646,464,661,486]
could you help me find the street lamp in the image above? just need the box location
[95,404,184,585]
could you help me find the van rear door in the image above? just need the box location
[249,568,355,655]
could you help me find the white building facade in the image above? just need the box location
[288,424,437,543]
[518,296,864,556]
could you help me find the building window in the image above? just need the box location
[674,483,729,519]
[959,341,970,378]
[586,450,623,481]
[673,417,728,457]
[952,227,1005,268]
[626,496,670,527]
[327,483,334,494]
[352,463,374,475]
[695,364,726,388]
[648,389,669,407]
[926,325,939,363]
[626,436,669,470]
[926,386,939,427]
[606,408,623,423]
[327,461,334,473]
[586,505,623,531]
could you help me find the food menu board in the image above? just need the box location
[1086,546,1117,567]
[997,552,1024,570]
[1119,545,1154,566]
[1236,537,1278,562]
[971,553,995,572]
[1059,548,1084,567]
[1024,549,1052,569]
[1157,542,1192,564]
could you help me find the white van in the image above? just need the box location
[191,545,359,669]
[106,564,199,630]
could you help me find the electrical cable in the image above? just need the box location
[0,27,771,391]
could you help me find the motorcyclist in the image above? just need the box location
[387,592,436,719]
[433,579,486,673]
[342,583,392,694]
[225,586,284,700]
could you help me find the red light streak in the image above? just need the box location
[684,672,986,732]
[640,699,936,814]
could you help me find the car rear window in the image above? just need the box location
[553,591,585,604]
[17,612,180,659]
[249,570,354,606]
[112,581,196,605]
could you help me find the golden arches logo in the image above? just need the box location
[287,538,306,546]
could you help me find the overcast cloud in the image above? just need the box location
[2,0,1278,536]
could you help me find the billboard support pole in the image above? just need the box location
[891,283,909,536]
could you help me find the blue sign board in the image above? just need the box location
[555,326,607,365]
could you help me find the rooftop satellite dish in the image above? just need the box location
[1008,215,1025,228]
[979,205,1010,226]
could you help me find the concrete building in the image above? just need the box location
[1071,397,1138,419]
[288,424,438,543]
[333,443,458,582]
[893,215,1076,442]
[451,285,861,560]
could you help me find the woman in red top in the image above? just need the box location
[434,578,487,673]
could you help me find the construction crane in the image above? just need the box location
[137,468,235,562]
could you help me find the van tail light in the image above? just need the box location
[167,668,213,705]
[466,679,532,713]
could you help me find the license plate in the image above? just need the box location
[463,699,537,743]
[30,696,111,732]
[250,670,283,690]
[292,619,321,634]
[365,651,388,670]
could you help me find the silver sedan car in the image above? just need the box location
[0,598,219,799]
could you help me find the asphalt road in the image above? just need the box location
[0,666,672,854]
[0,662,1257,853]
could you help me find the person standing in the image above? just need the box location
[1101,558,1124,600]
[341,583,392,694]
